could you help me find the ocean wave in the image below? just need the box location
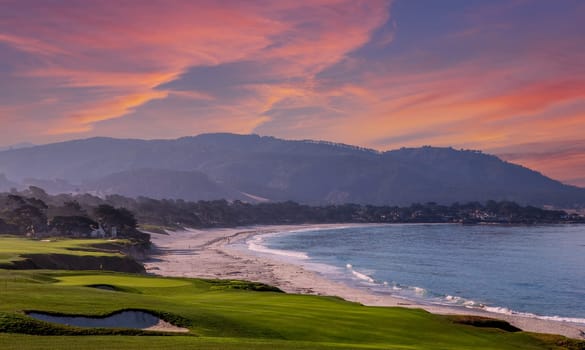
[351,270,375,283]
[344,263,430,294]
[440,296,585,324]
[247,235,309,259]
[284,225,354,235]
[246,227,585,325]
[343,266,585,325]
[245,225,359,260]
[442,295,480,307]
[481,306,585,325]
[412,286,427,296]
[345,264,376,283]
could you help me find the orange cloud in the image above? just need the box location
[320,58,584,148]
[1,0,583,187]
[278,52,583,186]
[1,0,390,137]
[46,90,169,135]
[495,139,585,187]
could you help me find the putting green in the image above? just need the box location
[56,275,191,288]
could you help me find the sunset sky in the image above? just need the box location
[0,0,584,186]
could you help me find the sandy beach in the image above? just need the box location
[144,225,585,340]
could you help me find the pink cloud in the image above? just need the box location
[1,0,390,135]
[1,0,583,187]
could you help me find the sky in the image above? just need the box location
[0,0,584,186]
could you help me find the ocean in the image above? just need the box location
[248,224,585,323]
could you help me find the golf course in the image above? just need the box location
[0,237,583,349]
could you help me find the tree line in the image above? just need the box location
[0,186,582,241]
[0,187,147,241]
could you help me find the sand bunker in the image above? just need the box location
[27,310,188,333]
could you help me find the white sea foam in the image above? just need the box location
[443,295,474,305]
[245,225,585,326]
[246,225,362,261]
[438,297,585,324]
[534,315,585,325]
[481,306,585,325]
[344,263,376,283]
[445,295,462,302]
[413,287,426,295]
[247,235,309,259]
[482,306,514,314]
[287,226,353,234]
[351,270,375,283]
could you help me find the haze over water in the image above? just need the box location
[257,224,585,322]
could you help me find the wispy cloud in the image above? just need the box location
[0,0,390,137]
[0,0,583,186]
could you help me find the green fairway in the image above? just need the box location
[0,237,122,264]
[0,270,581,350]
[56,274,191,288]
[0,237,581,349]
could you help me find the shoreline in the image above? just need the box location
[144,224,585,340]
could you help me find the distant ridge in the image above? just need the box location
[297,138,382,155]
[0,142,35,152]
[83,168,247,202]
[0,133,583,207]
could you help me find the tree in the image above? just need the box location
[0,195,48,235]
[6,204,47,235]
[23,186,49,202]
[49,200,86,218]
[93,204,137,232]
[0,217,17,234]
[49,216,98,237]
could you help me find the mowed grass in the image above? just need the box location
[0,237,123,264]
[56,275,191,288]
[0,270,579,350]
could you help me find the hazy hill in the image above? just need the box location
[0,142,35,152]
[0,133,583,207]
[82,168,249,202]
[0,173,17,192]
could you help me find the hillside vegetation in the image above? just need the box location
[1,188,580,239]
[0,133,583,207]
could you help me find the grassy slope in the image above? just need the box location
[0,237,581,349]
[0,237,122,265]
[0,270,580,350]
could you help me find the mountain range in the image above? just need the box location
[0,133,583,207]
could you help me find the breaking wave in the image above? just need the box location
[246,225,585,326]
[480,306,585,325]
[247,233,309,260]
[343,262,585,325]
